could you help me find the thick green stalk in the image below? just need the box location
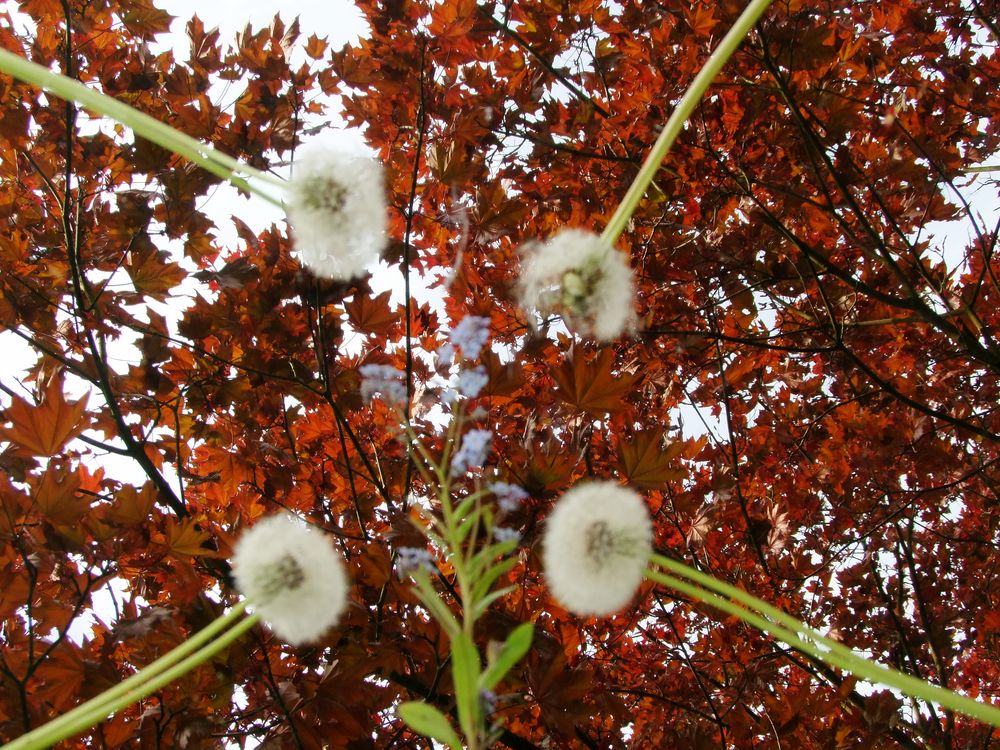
[601,0,774,244]
[2,607,257,750]
[0,47,283,204]
[647,556,1000,728]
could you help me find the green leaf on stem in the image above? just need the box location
[397,701,462,748]
[410,569,461,639]
[452,489,486,521]
[472,585,516,620]
[468,540,518,583]
[480,622,534,691]
[455,504,486,545]
[451,631,482,739]
[470,557,518,605]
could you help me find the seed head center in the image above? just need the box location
[302,178,348,214]
[254,553,306,601]
[585,521,617,564]
[560,262,604,313]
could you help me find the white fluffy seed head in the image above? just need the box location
[231,513,349,645]
[542,481,653,616]
[285,146,387,280]
[517,229,637,342]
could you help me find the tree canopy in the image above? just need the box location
[1,0,999,747]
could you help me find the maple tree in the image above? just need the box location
[1,0,1000,747]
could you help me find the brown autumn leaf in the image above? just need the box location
[304,34,327,60]
[113,606,176,640]
[0,377,89,456]
[120,2,174,36]
[31,643,88,711]
[345,290,401,337]
[552,348,641,416]
[32,463,88,525]
[480,348,525,398]
[126,236,186,299]
[617,430,686,489]
[106,483,158,526]
[166,518,217,558]
[193,256,260,289]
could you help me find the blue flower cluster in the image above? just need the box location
[493,527,521,543]
[458,365,488,398]
[439,315,490,365]
[396,546,435,575]
[359,364,406,404]
[450,428,492,476]
[489,482,528,512]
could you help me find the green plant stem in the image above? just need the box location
[962,165,1000,173]
[402,410,513,750]
[601,0,774,244]
[441,480,481,750]
[647,555,1000,728]
[2,606,258,750]
[0,47,284,204]
[406,411,486,749]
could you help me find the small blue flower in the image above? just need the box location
[458,365,489,398]
[437,343,456,368]
[493,527,521,544]
[396,547,435,576]
[359,364,406,404]
[450,428,493,476]
[479,689,498,715]
[449,316,490,360]
[489,482,528,513]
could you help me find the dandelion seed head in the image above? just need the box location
[286,146,387,280]
[232,513,349,645]
[517,229,636,342]
[542,481,652,616]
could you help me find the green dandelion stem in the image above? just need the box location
[0,47,285,204]
[2,605,259,750]
[601,0,774,244]
[647,554,1000,728]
